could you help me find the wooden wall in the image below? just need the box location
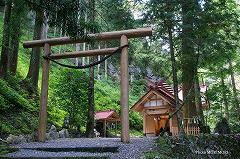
[144,115,155,135]
[172,114,178,127]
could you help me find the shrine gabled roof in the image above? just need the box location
[132,78,209,112]
[131,78,183,112]
[95,110,120,121]
[146,78,182,104]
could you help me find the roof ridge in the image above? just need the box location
[157,80,174,95]
[95,110,115,113]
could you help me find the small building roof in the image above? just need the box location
[131,78,182,112]
[95,110,120,121]
[132,78,209,112]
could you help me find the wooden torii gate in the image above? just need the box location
[23,27,152,143]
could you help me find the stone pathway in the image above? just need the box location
[4,137,157,159]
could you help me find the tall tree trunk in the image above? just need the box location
[228,58,239,119]
[195,73,206,130]
[104,43,107,79]
[86,65,95,137]
[75,43,81,66]
[82,43,86,65]
[181,0,197,119]
[97,44,101,80]
[42,12,49,39]
[167,24,185,137]
[104,57,107,79]
[82,12,87,65]
[9,0,23,75]
[220,72,229,120]
[9,26,20,75]
[58,28,63,53]
[85,0,95,138]
[25,9,44,92]
[0,0,12,78]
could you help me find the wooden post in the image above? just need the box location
[143,112,146,136]
[120,35,130,143]
[103,120,107,137]
[115,121,117,136]
[38,43,51,142]
[169,117,172,134]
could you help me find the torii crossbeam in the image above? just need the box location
[23,27,152,143]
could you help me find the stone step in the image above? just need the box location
[1,146,118,159]
[22,146,119,153]
[1,156,109,159]
[2,149,112,159]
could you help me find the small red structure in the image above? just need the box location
[95,110,120,137]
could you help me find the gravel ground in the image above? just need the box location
[5,137,157,159]
[112,137,157,159]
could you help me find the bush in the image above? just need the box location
[214,117,231,134]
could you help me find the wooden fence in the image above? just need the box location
[171,126,200,136]
[171,127,179,136]
[185,126,200,136]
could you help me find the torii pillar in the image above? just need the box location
[120,35,130,143]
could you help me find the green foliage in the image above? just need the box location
[0,145,18,156]
[0,95,7,110]
[95,80,120,111]
[97,0,135,31]
[0,111,38,136]
[42,0,99,37]
[10,0,28,35]
[50,69,89,129]
[0,78,35,112]
[129,111,143,131]
[0,78,38,137]
[145,134,240,159]
[214,117,231,134]
[144,137,173,159]
[132,40,172,79]
[206,81,231,116]
[206,76,240,132]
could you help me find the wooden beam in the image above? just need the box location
[120,35,130,143]
[38,43,51,142]
[23,27,152,48]
[144,106,169,110]
[145,109,169,115]
[49,47,118,59]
